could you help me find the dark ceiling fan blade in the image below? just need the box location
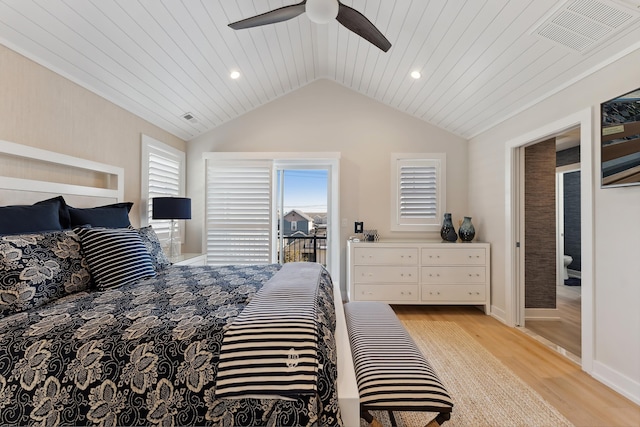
[336,2,391,52]
[228,1,306,30]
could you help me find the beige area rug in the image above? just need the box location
[360,320,573,427]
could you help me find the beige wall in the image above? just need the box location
[469,48,640,402]
[0,45,185,226]
[186,79,469,287]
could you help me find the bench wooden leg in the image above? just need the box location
[362,409,450,427]
[389,410,400,426]
[424,412,451,427]
[361,409,384,427]
[362,409,381,426]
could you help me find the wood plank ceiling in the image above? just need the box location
[1,0,639,141]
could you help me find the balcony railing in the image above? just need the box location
[280,235,327,266]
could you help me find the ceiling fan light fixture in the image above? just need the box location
[306,0,339,24]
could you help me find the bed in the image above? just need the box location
[0,140,359,426]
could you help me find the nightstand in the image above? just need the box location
[170,253,207,266]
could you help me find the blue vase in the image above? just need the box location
[459,216,475,242]
[440,213,457,242]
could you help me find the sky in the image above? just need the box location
[280,169,328,213]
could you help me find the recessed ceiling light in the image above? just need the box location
[411,70,421,79]
[230,70,241,80]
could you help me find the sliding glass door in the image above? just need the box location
[204,153,340,279]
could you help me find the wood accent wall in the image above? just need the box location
[524,138,556,309]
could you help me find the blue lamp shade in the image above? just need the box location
[152,197,191,220]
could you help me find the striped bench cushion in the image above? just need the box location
[344,301,453,413]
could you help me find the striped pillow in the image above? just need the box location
[74,227,156,290]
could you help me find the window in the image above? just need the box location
[390,153,446,232]
[141,135,186,243]
[291,221,297,231]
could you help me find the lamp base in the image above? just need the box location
[170,239,181,258]
[168,219,178,259]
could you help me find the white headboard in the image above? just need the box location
[0,139,124,207]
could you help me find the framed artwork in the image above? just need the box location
[601,87,640,188]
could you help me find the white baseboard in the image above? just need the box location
[592,360,640,405]
[525,308,560,320]
[490,305,507,324]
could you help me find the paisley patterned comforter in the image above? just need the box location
[0,264,342,426]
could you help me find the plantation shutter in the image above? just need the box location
[141,136,185,242]
[206,160,273,265]
[400,161,437,219]
[391,155,445,231]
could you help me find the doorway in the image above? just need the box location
[523,142,582,360]
[505,109,594,372]
[276,168,329,266]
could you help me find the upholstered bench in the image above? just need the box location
[344,301,453,427]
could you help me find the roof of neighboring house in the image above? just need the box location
[286,231,309,239]
[284,209,313,222]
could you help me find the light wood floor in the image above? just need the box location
[392,305,640,427]
[526,284,582,357]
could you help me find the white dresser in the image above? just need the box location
[347,240,490,314]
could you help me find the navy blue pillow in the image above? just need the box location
[68,202,133,228]
[37,196,71,228]
[0,198,64,235]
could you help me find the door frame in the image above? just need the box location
[556,164,581,288]
[504,108,594,373]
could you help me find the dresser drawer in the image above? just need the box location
[421,285,486,302]
[354,266,418,283]
[421,266,485,284]
[353,247,418,265]
[421,248,486,265]
[355,284,419,301]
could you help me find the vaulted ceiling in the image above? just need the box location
[1,0,639,141]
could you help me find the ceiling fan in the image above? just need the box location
[228,0,392,52]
